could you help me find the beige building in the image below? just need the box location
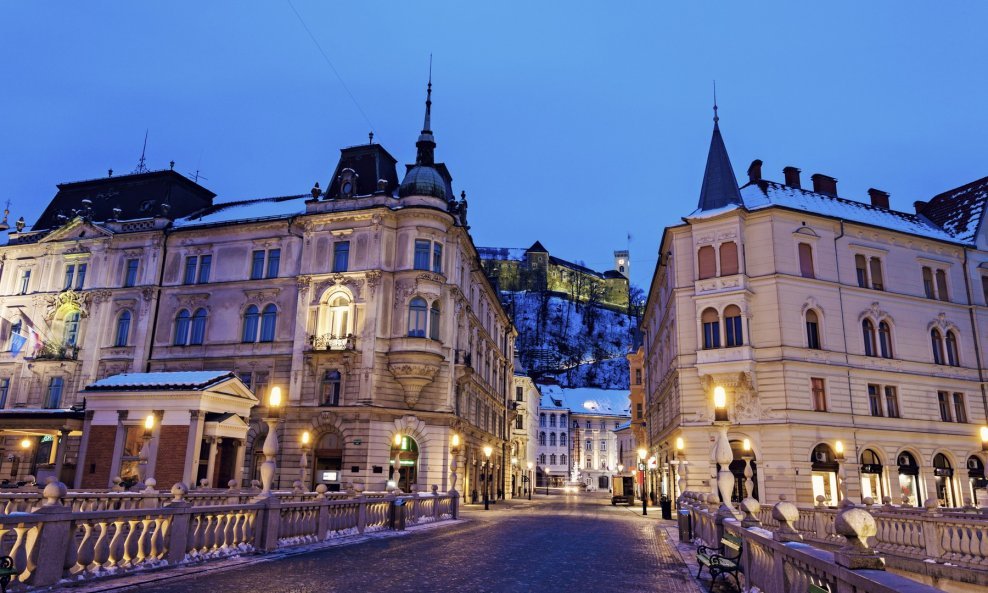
[508,369,539,497]
[0,83,515,496]
[641,116,988,508]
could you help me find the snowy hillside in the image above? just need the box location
[501,291,632,390]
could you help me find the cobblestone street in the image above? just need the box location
[109,494,699,593]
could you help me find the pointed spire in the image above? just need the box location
[713,81,719,125]
[696,102,743,212]
[415,56,436,166]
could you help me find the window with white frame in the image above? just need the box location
[184,254,212,285]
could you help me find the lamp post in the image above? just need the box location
[544,467,551,495]
[673,436,686,506]
[449,434,460,494]
[19,437,31,480]
[712,386,735,516]
[741,438,753,500]
[526,461,533,500]
[257,386,282,499]
[391,433,404,492]
[483,445,493,510]
[980,426,988,452]
[300,430,311,490]
[638,448,648,515]
[835,440,846,505]
[137,414,155,489]
[511,457,518,497]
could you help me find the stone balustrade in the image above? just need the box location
[680,491,988,591]
[0,481,459,589]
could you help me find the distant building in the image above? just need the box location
[478,242,629,311]
[641,114,988,507]
[509,367,540,498]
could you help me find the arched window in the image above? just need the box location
[408,297,427,337]
[550,454,557,465]
[429,301,440,340]
[63,311,81,346]
[174,309,191,345]
[798,242,814,278]
[806,310,821,349]
[946,331,959,366]
[697,246,716,280]
[862,319,876,356]
[190,308,208,345]
[878,321,893,358]
[560,414,566,425]
[242,305,259,343]
[114,311,131,347]
[539,453,546,464]
[701,308,720,349]
[259,304,277,342]
[931,329,945,365]
[719,242,738,275]
[549,433,556,446]
[549,414,556,427]
[724,305,743,347]
[321,369,341,406]
[560,454,567,466]
[328,295,349,338]
[539,414,546,427]
[560,433,567,446]
[539,432,546,446]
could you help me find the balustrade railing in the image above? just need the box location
[0,482,458,589]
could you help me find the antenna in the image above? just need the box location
[189,170,208,184]
[134,130,149,173]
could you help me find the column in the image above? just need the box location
[232,439,247,488]
[52,429,70,483]
[203,437,218,488]
[74,411,94,489]
[183,410,205,487]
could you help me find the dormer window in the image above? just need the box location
[339,168,358,198]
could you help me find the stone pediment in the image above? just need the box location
[40,217,113,243]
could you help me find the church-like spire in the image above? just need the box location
[415,59,436,166]
[695,99,743,212]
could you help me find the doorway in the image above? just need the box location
[314,432,345,491]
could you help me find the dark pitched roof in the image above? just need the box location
[33,170,215,231]
[526,240,548,253]
[919,175,988,245]
[696,122,743,212]
[325,144,399,199]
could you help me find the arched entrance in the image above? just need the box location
[598,475,609,490]
[728,440,758,502]
[859,449,884,502]
[967,456,986,506]
[933,453,956,507]
[896,451,921,506]
[810,444,839,505]
[389,435,418,491]
[313,432,345,491]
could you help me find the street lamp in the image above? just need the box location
[835,440,846,505]
[137,414,155,489]
[673,436,687,507]
[712,385,734,516]
[638,447,648,515]
[300,430,311,490]
[391,433,404,492]
[980,426,988,452]
[449,433,460,494]
[526,461,533,500]
[741,438,753,500]
[483,445,493,510]
[257,386,282,499]
[511,457,518,497]
[544,466,551,495]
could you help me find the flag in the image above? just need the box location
[9,333,25,356]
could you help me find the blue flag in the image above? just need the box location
[10,333,25,356]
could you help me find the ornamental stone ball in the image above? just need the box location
[42,477,65,506]
[833,506,885,570]
[816,494,827,507]
[315,484,328,499]
[740,497,761,527]
[772,495,803,542]
[171,482,188,502]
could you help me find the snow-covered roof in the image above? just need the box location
[537,384,630,417]
[739,181,958,243]
[921,176,988,244]
[174,195,308,228]
[477,247,529,261]
[614,420,632,431]
[86,371,237,391]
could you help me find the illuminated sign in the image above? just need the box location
[320,471,338,482]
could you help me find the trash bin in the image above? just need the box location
[660,495,672,520]
[677,509,692,542]
[390,497,407,531]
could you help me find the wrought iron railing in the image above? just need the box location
[308,334,356,351]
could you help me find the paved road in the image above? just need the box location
[122,495,700,593]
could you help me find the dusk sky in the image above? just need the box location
[2,2,986,289]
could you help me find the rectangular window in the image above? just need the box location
[251,250,265,279]
[870,257,884,290]
[922,267,935,299]
[19,269,31,295]
[64,264,75,290]
[868,384,883,417]
[124,259,139,287]
[75,263,87,289]
[635,369,642,385]
[953,393,967,423]
[600,441,606,451]
[414,240,431,270]
[636,403,643,419]
[45,377,64,409]
[515,386,523,402]
[432,243,443,273]
[884,386,900,418]
[798,243,814,278]
[197,255,212,283]
[935,269,948,302]
[515,416,523,430]
[811,378,827,412]
[266,249,280,278]
[982,275,988,304]
[938,391,952,422]
[333,241,350,273]
[855,255,868,288]
[702,321,720,349]
[585,440,592,451]
[184,256,198,285]
[725,316,743,347]
[0,378,8,409]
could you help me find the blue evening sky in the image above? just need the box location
[2,2,986,289]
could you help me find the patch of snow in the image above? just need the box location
[87,370,236,390]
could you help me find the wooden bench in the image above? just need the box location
[696,533,743,591]
[808,584,831,593]
[0,556,17,593]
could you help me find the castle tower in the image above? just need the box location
[614,250,630,279]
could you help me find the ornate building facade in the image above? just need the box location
[0,84,515,496]
[641,115,988,507]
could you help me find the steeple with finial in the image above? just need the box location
[415,56,436,166]
[694,83,743,213]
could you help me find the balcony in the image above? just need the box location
[695,345,753,376]
[694,274,748,295]
[35,341,79,361]
[307,333,357,352]
[387,337,445,409]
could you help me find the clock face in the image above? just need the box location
[342,181,352,195]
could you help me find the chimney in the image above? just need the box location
[747,159,763,183]
[783,166,801,189]
[867,188,890,209]
[811,173,838,196]
[913,200,929,215]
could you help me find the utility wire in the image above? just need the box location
[286,0,377,135]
